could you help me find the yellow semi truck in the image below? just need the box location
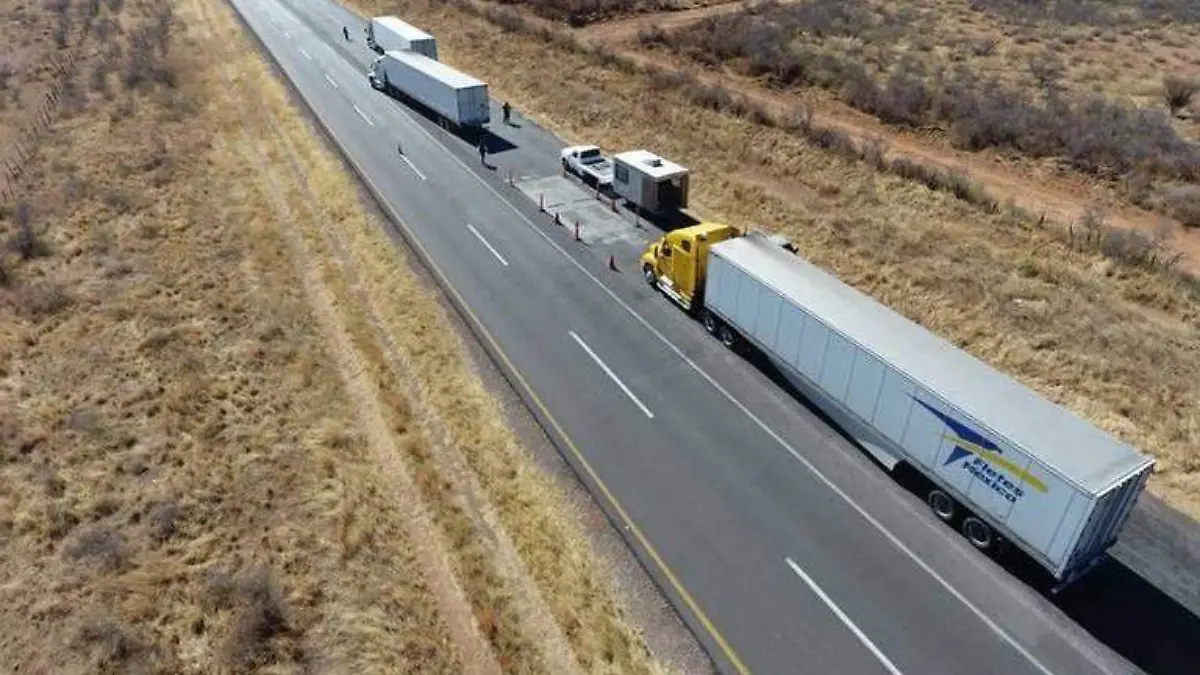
[639,223,1153,589]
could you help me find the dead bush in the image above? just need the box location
[224,566,290,669]
[7,202,50,260]
[1166,185,1200,227]
[17,281,72,317]
[73,617,145,668]
[0,64,13,91]
[64,525,128,572]
[147,501,180,543]
[1163,75,1198,116]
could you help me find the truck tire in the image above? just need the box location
[702,311,719,335]
[962,516,994,552]
[718,324,738,350]
[642,265,657,289]
[927,489,956,523]
[562,159,571,174]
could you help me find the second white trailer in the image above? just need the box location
[369,51,490,130]
[366,16,438,59]
[701,233,1153,586]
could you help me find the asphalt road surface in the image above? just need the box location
[226,0,1200,672]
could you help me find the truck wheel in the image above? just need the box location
[927,489,956,523]
[962,516,994,552]
[702,311,719,335]
[562,159,571,174]
[642,265,657,289]
[718,324,738,350]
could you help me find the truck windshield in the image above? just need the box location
[580,149,600,160]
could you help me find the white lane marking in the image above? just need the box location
[352,103,374,127]
[323,73,338,89]
[570,331,654,419]
[787,558,904,675]
[467,224,508,267]
[399,154,426,180]
[387,98,1057,675]
[299,48,312,60]
[283,29,291,38]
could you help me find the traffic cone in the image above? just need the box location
[608,255,618,271]
[539,193,544,212]
[574,222,581,241]
[555,211,561,226]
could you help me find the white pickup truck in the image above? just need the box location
[560,145,614,188]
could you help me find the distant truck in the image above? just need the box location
[641,224,1154,588]
[613,149,689,216]
[369,50,490,133]
[560,145,613,187]
[365,16,438,59]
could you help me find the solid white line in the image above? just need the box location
[299,48,311,60]
[467,224,508,267]
[389,100,1057,675]
[400,154,426,181]
[323,73,338,88]
[570,331,654,419]
[352,103,374,127]
[787,557,904,675]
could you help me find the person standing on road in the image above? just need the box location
[502,101,512,125]
[343,26,349,40]
[478,138,487,164]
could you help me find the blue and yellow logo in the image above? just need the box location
[912,397,1046,502]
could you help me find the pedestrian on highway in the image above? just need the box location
[502,101,512,125]
[478,138,487,164]
[343,26,349,40]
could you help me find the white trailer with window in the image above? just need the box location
[365,16,438,59]
[612,150,689,215]
[700,232,1154,587]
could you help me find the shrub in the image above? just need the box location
[1165,185,1200,227]
[63,526,128,572]
[1163,75,1198,116]
[7,202,50,261]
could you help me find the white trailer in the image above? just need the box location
[365,16,438,59]
[612,150,689,215]
[701,232,1154,586]
[368,51,490,130]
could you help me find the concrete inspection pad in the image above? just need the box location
[516,175,653,249]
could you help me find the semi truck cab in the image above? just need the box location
[640,222,739,312]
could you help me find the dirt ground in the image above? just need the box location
[357,0,1200,520]
[0,0,668,672]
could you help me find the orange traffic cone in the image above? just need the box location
[608,255,618,271]
[574,222,581,241]
[539,193,545,212]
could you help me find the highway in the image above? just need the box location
[225,0,1175,672]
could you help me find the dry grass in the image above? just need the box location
[0,0,664,672]
[360,0,1200,518]
[639,0,1200,216]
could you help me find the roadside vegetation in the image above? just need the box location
[492,0,734,27]
[0,0,665,672]
[359,0,1200,519]
[638,0,1200,225]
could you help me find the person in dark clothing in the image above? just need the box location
[478,139,487,164]
[502,101,512,125]
[343,26,350,40]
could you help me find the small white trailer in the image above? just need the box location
[699,232,1154,587]
[612,150,689,215]
[365,16,438,60]
[369,50,490,131]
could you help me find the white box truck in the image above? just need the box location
[368,50,490,132]
[641,225,1155,588]
[613,149,689,215]
[365,16,438,59]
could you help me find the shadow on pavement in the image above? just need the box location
[1047,559,1200,675]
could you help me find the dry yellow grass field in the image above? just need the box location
[0,0,667,671]
[357,0,1200,518]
